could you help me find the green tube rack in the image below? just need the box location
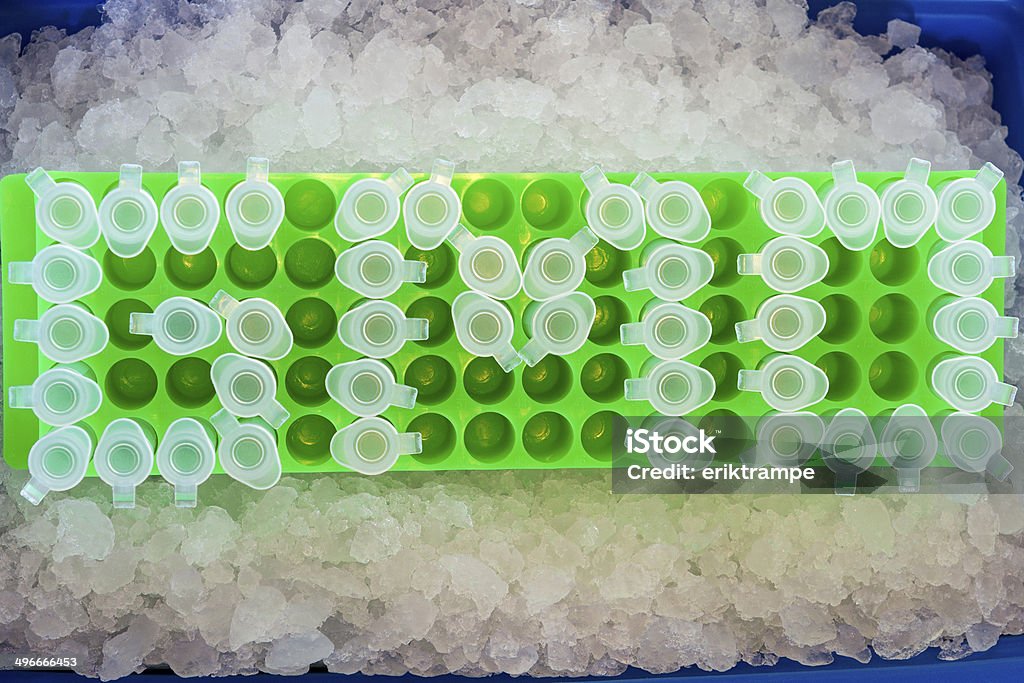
[0,169,1007,475]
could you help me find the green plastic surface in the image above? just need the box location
[0,170,1007,475]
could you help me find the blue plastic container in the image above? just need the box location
[0,1,1022,681]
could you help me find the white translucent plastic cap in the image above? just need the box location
[581,165,646,250]
[451,291,521,372]
[822,160,880,251]
[94,418,155,509]
[225,157,285,250]
[820,408,877,495]
[211,290,293,360]
[14,303,109,363]
[335,240,426,299]
[936,162,1003,242]
[211,353,290,428]
[624,359,716,416]
[7,244,103,305]
[735,294,825,352]
[927,240,1015,297]
[640,416,715,470]
[156,417,217,508]
[931,296,1018,355]
[737,353,828,412]
[403,159,462,250]
[737,235,828,293]
[338,300,428,359]
[98,163,159,257]
[160,161,220,255]
[336,168,414,242]
[744,171,825,238]
[622,240,714,301]
[211,409,281,490]
[331,416,422,475]
[881,158,938,248]
[326,359,417,417]
[940,412,1012,481]
[620,300,711,360]
[930,355,1017,413]
[448,224,522,300]
[26,167,100,248]
[130,296,222,356]
[21,425,93,505]
[519,292,596,367]
[879,404,937,493]
[747,412,824,469]
[631,173,710,243]
[8,366,102,427]
[522,227,598,301]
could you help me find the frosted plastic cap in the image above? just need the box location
[7,244,103,305]
[94,418,155,509]
[519,292,596,367]
[581,165,646,250]
[881,158,938,248]
[156,418,217,507]
[522,227,598,301]
[632,173,711,243]
[335,240,426,299]
[338,300,428,359]
[98,163,159,257]
[879,404,937,493]
[26,168,100,248]
[330,416,422,475]
[936,163,1003,242]
[624,359,716,416]
[130,296,222,356]
[211,409,281,490]
[940,412,1012,480]
[735,294,826,353]
[8,366,102,427]
[452,291,521,372]
[403,159,461,250]
[13,303,109,364]
[820,408,876,495]
[927,240,1015,297]
[326,359,417,417]
[737,236,828,293]
[225,157,285,250]
[737,354,828,412]
[160,161,220,255]
[620,301,711,360]
[931,296,1018,355]
[748,412,824,469]
[622,241,714,301]
[744,171,825,238]
[211,353,290,428]
[930,355,1017,413]
[211,290,293,360]
[21,425,93,505]
[822,160,880,251]
[336,169,414,242]
[449,225,522,300]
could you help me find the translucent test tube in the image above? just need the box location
[94,418,155,509]
[881,158,938,248]
[403,159,462,250]
[930,355,1017,413]
[581,165,646,250]
[451,291,521,372]
[624,358,716,416]
[8,365,102,426]
[522,227,598,301]
[820,408,877,496]
[338,300,428,359]
[821,160,880,251]
[225,157,285,250]
[927,240,1015,297]
[930,296,1018,355]
[519,292,596,367]
[619,300,711,360]
[26,167,100,248]
[940,412,1012,481]
[335,168,414,242]
[160,161,220,255]
[878,404,937,493]
[737,353,828,412]
[7,244,102,304]
[744,170,825,238]
[210,290,293,360]
[211,409,281,490]
[156,417,217,508]
[335,240,426,299]
[641,416,715,471]
[330,416,422,475]
[631,172,710,243]
[622,240,714,301]
[21,425,93,505]
[448,224,522,300]
[936,163,1003,243]
[326,359,417,417]
[97,163,158,257]
[748,412,824,469]
[735,294,826,352]
[130,296,222,355]
[737,235,828,293]
[13,303,109,363]
[211,353,290,428]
